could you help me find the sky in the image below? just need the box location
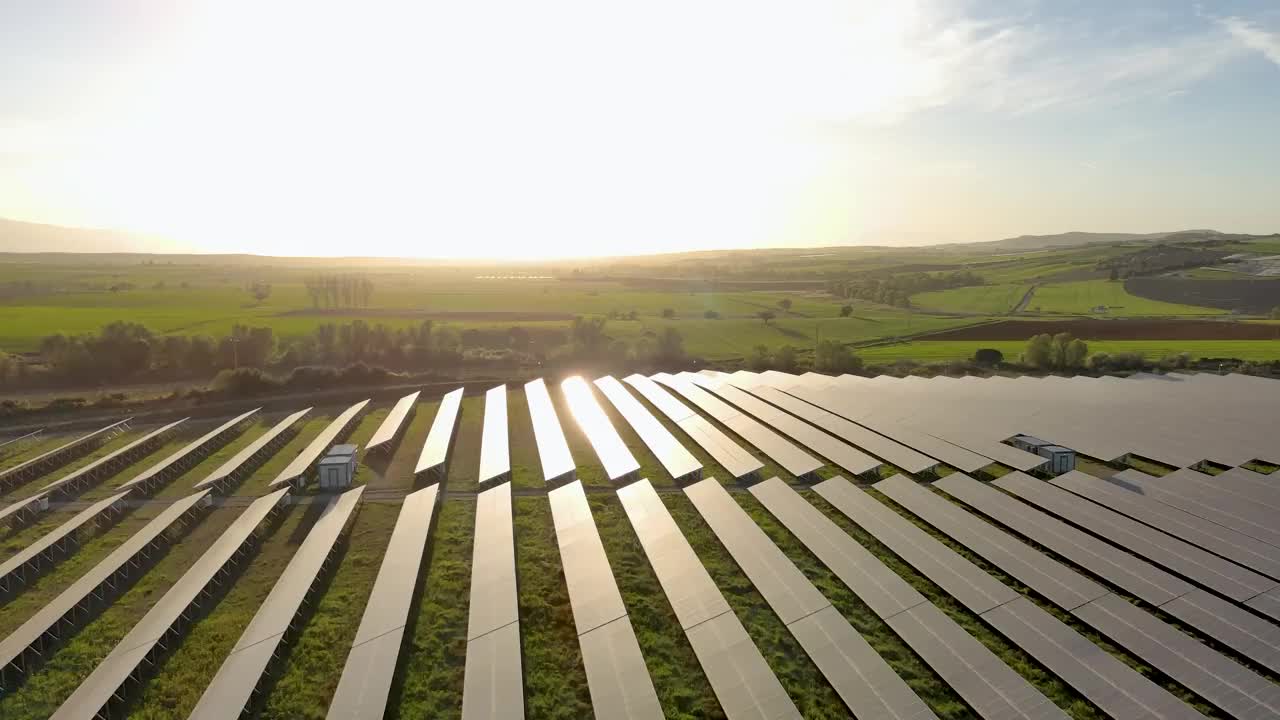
[2,0,1279,258]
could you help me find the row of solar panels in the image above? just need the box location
[453,371,1280,720]
[3,370,1278,719]
[0,388,470,719]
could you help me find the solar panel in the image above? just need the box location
[0,489,131,598]
[561,376,640,484]
[683,478,936,720]
[919,475,1280,702]
[1112,469,1280,548]
[749,477,925,619]
[478,386,511,486]
[0,491,49,531]
[617,479,798,720]
[937,474,1280,673]
[1073,593,1280,720]
[548,481,629,635]
[328,484,440,720]
[270,398,370,488]
[684,612,803,720]
[36,418,186,499]
[760,374,992,472]
[51,488,289,720]
[995,472,1277,602]
[623,373,695,423]
[787,605,939,720]
[190,486,364,719]
[735,381,938,474]
[886,602,1069,720]
[468,481,518,640]
[577,615,665,720]
[0,489,212,690]
[462,620,525,720]
[982,598,1201,720]
[193,408,311,492]
[617,479,731,629]
[118,408,259,493]
[877,476,1108,611]
[365,390,421,454]
[812,478,1018,614]
[1158,468,1280,517]
[0,429,42,459]
[0,418,130,492]
[595,376,702,483]
[415,387,464,479]
[675,415,763,481]
[749,477,1064,720]
[816,478,1201,720]
[525,378,576,484]
[688,373,880,478]
[1051,470,1280,582]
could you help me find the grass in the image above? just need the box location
[1024,280,1225,316]
[2,429,149,502]
[389,496,472,720]
[0,436,66,471]
[237,415,334,495]
[912,284,1032,314]
[857,339,1280,363]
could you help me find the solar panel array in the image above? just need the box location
[191,487,364,719]
[415,387,464,480]
[328,484,440,720]
[477,385,511,486]
[365,390,421,454]
[0,418,130,492]
[4,371,1280,719]
[270,398,370,488]
[52,488,289,720]
[525,377,576,484]
[561,376,641,484]
[117,408,259,494]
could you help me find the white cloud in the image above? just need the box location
[1218,16,1280,66]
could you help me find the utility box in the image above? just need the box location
[1010,435,1052,454]
[1037,445,1075,475]
[317,444,358,490]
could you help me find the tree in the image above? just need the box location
[775,345,799,372]
[571,316,608,353]
[778,298,793,312]
[757,310,776,325]
[661,308,676,319]
[973,348,1004,365]
[1023,332,1087,370]
[703,310,720,319]
[1108,267,1120,282]
[655,328,685,361]
[840,304,853,318]
[248,281,272,304]
[748,345,771,371]
[815,340,862,373]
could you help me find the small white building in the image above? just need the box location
[317,444,358,490]
[1037,445,1076,475]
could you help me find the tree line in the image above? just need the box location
[827,271,984,308]
[303,274,375,309]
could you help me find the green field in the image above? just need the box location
[912,284,1031,313]
[1024,280,1225,316]
[859,339,1280,363]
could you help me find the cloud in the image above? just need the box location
[1217,16,1280,66]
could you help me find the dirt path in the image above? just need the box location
[1013,283,1041,314]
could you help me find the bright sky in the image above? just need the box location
[3,0,1279,258]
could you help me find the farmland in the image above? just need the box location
[911,283,1031,314]
[1021,280,1226,316]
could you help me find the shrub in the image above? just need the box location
[973,348,1004,365]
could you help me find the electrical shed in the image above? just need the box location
[318,444,358,490]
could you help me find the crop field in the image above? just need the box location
[911,284,1031,314]
[1,370,1273,719]
[860,339,1280,363]
[1023,280,1226,316]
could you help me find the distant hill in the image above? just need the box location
[968,229,1256,252]
[0,217,186,254]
